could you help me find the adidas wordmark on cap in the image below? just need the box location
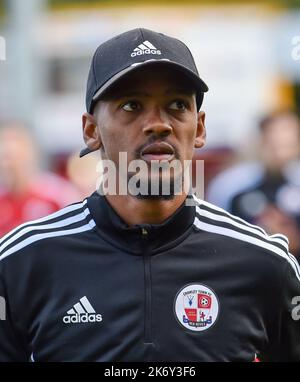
[81,28,209,157]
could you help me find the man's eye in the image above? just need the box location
[169,100,187,111]
[122,101,140,111]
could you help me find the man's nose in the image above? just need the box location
[142,107,173,137]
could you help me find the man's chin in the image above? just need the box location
[127,175,184,200]
[134,193,176,201]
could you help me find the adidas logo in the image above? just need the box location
[131,40,161,58]
[63,296,102,324]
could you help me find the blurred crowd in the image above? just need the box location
[0,110,300,262]
[0,122,99,237]
[207,110,300,260]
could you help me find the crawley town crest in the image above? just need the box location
[174,284,219,332]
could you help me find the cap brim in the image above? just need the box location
[91,59,208,110]
[79,147,98,157]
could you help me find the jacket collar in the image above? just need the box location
[87,191,195,255]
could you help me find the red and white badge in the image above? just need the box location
[174,284,219,332]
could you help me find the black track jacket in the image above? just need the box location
[0,192,299,362]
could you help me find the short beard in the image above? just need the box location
[127,169,185,200]
[132,143,183,200]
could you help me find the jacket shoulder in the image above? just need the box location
[0,199,95,264]
[192,195,300,282]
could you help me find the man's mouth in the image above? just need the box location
[140,142,175,162]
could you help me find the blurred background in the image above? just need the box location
[0,0,300,259]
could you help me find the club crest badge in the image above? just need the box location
[174,284,219,332]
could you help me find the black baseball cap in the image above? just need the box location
[80,28,209,157]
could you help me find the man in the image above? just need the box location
[207,110,300,260]
[0,28,299,362]
[0,124,80,237]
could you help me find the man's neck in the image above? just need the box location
[102,192,188,226]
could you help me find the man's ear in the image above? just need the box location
[194,111,206,149]
[82,112,102,152]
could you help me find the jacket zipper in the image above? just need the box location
[141,227,152,344]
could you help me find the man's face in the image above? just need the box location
[261,114,300,172]
[83,65,206,198]
[0,127,37,189]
